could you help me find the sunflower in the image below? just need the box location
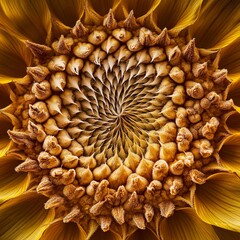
[0,0,240,239]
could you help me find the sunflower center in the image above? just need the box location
[9,10,233,231]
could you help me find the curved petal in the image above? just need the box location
[160,208,219,240]
[218,38,240,81]
[83,0,122,25]
[0,29,32,83]
[0,191,55,240]
[190,0,240,49]
[0,84,11,110]
[152,0,203,35]
[194,172,240,232]
[0,0,52,44]
[40,220,83,240]
[218,134,240,176]
[213,226,240,240]
[0,112,13,157]
[118,0,160,19]
[46,0,84,27]
[0,154,30,203]
[228,79,240,109]
[225,111,240,134]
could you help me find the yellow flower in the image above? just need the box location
[1,0,240,239]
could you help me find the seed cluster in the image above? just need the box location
[9,10,233,231]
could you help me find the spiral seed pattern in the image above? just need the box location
[9,10,233,231]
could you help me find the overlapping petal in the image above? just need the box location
[46,0,84,27]
[152,0,203,35]
[225,112,240,133]
[0,84,11,109]
[213,226,240,240]
[0,0,51,44]
[0,112,13,157]
[194,173,240,232]
[0,29,32,84]
[218,38,240,81]
[159,208,219,240]
[228,79,240,112]
[190,0,240,49]
[40,220,83,240]
[82,0,122,25]
[217,134,240,176]
[0,191,55,240]
[117,0,160,20]
[0,154,30,203]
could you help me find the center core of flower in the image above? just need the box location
[9,10,232,231]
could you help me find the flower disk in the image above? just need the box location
[7,9,235,234]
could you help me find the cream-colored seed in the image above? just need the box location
[152,160,169,180]
[38,151,60,169]
[149,47,166,62]
[171,85,186,105]
[159,122,177,143]
[46,95,62,116]
[155,62,171,77]
[112,28,132,42]
[43,136,62,155]
[126,173,149,193]
[136,158,154,180]
[27,65,50,82]
[79,156,97,169]
[48,55,69,71]
[169,66,185,83]
[76,167,93,185]
[88,30,107,45]
[57,130,72,148]
[28,121,46,142]
[66,57,83,75]
[50,72,66,91]
[93,164,111,181]
[44,118,61,135]
[126,37,143,52]
[29,102,50,123]
[101,36,120,53]
[108,165,132,188]
[73,42,94,58]
[160,142,177,161]
[124,151,141,171]
[32,81,51,100]
[166,45,181,65]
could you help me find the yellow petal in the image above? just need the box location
[46,0,84,27]
[0,0,51,44]
[0,112,13,157]
[217,134,240,176]
[152,0,203,35]
[0,29,32,83]
[225,111,240,134]
[0,84,11,110]
[83,0,122,25]
[213,226,240,240]
[0,191,55,240]
[119,0,160,19]
[190,0,240,50]
[0,154,30,203]
[40,220,83,240]
[194,172,240,232]
[228,79,240,109]
[218,38,240,81]
[160,208,219,240]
